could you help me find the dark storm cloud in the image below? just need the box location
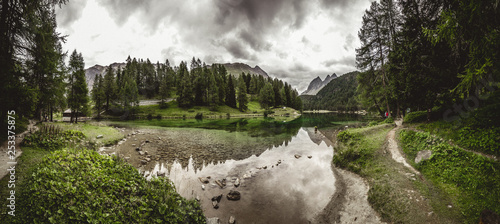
[224,39,256,60]
[56,0,88,28]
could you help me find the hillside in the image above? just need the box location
[301,71,360,111]
[301,73,337,95]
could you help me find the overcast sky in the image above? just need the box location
[55,0,373,92]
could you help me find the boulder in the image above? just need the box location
[415,150,432,164]
[140,160,147,165]
[234,178,240,187]
[294,154,302,159]
[307,155,312,159]
[227,190,241,201]
[207,217,220,224]
[139,151,145,156]
[96,135,103,139]
[229,216,235,224]
[212,194,223,203]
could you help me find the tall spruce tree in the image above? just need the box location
[237,76,248,111]
[226,75,237,108]
[67,50,89,123]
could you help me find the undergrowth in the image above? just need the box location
[400,130,500,223]
[14,148,205,224]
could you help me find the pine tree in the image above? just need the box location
[91,74,105,119]
[259,82,275,109]
[237,76,248,111]
[103,65,117,111]
[226,75,237,108]
[67,50,89,123]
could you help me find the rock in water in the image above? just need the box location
[234,178,240,187]
[215,180,225,188]
[308,155,312,159]
[212,200,219,209]
[207,217,220,224]
[415,150,432,163]
[212,194,223,203]
[229,216,235,224]
[227,190,241,201]
[294,154,302,159]
[199,177,210,184]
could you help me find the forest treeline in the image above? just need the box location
[355,0,499,120]
[91,57,303,118]
[0,0,302,129]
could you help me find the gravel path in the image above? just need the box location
[0,120,38,180]
[386,120,420,175]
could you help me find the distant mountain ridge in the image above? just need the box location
[85,63,126,91]
[301,73,337,95]
[216,62,269,78]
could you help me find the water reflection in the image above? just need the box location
[149,129,337,223]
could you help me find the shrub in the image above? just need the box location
[404,111,427,123]
[21,125,85,151]
[16,149,205,224]
[159,102,169,109]
[156,114,162,120]
[195,113,203,120]
[457,127,500,156]
[368,121,379,126]
[147,113,153,120]
[382,117,394,124]
[337,130,361,143]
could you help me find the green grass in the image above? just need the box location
[134,100,299,119]
[333,124,461,223]
[52,122,124,146]
[400,129,500,223]
[0,147,51,222]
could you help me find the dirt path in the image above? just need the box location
[0,120,38,180]
[387,120,419,175]
[314,135,384,224]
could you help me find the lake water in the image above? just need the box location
[111,113,367,223]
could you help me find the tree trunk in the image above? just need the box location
[75,110,78,124]
[427,108,431,122]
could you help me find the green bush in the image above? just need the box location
[457,127,500,156]
[382,117,394,124]
[195,113,203,120]
[368,121,379,126]
[337,130,361,143]
[400,130,500,223]
[404,111,427,123]
[21,125,85,151]
[16,148,205,224]
[332,147,368,173]
[147,113,153,120]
